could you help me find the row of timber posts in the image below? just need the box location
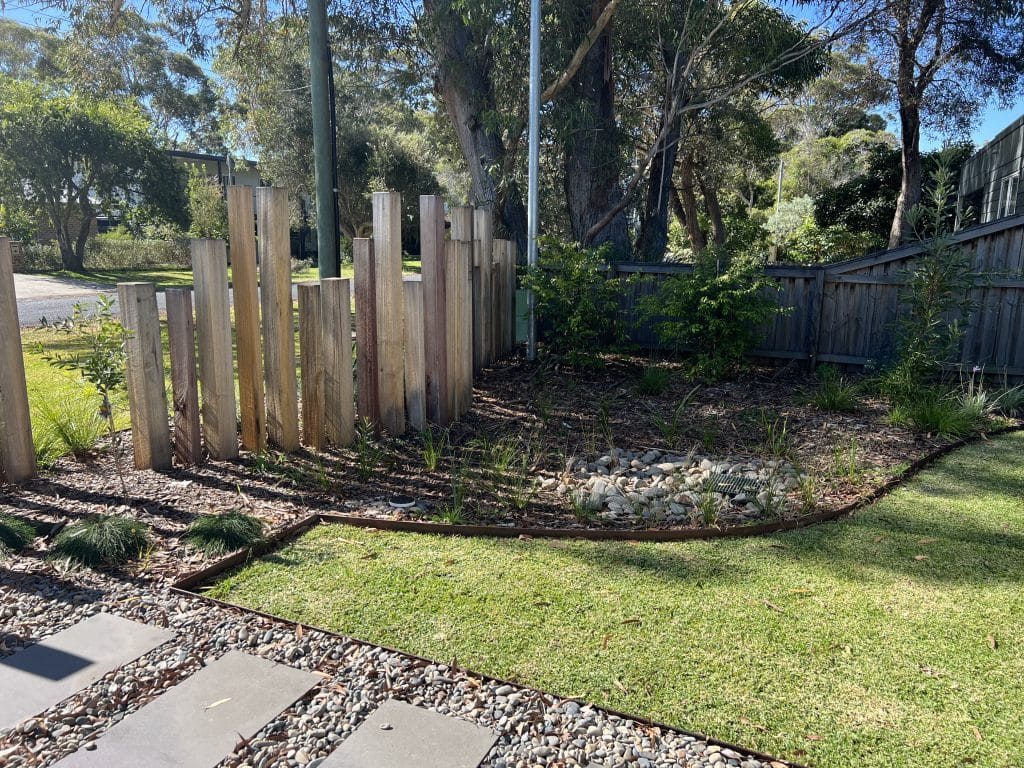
[0,189,518,481]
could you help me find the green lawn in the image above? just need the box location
[206,432,1024,768]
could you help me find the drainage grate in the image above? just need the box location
[705,472,764,496]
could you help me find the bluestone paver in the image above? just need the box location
[320,698,498,768]
[52,650,319,768]
[0,613,174,730]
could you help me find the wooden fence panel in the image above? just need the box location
[257,187,300,451]
[403,277,426,431]
[0,237,35,482]
[298,282,326,449]
[420,195,449,426]
[165,288,202,466]
[192,239,238,461]
[118,282,172,470]
[226,185,265,452]
[458,240,474,412]
[322,277,355,447]
[353,238,379,427]
[445,240,462,418]
[372,192,405,435]
[473,206,493,370]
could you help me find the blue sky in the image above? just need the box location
[3,1,1023,152]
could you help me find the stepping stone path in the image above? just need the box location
[52,650,319,768]
[320,698,497,768]
[0,614,174,731]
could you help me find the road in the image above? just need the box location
[13,273,300,326]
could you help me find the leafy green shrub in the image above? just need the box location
[50,515,151,568]
[636,365,671,395]
[0,514,36,557]
[522,237,623,367]
[185,165,228,240]
[992,386,1024,416]
[85,237,190,269]
[809,364,859,412]
[34,396,107,462]
[183,512,265,556]
[641,249,781,380]
[785,221,882,265]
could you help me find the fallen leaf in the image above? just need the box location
[872,536,884,543]
[620,617,642,625]
[914,554,928,561]
[533,601,552,608]
[763,600,785,614]
[971,726,983,742]
[806,733,822,741]
[205,697,231,711]
[613,679,628,693]
[601,634,610,650]
[295,624,304,640]
[917,537,938,545]
[987,635,998,650]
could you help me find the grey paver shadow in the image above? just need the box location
[320,698,498,768]
[52,649,320,768]
[0,613,175,731]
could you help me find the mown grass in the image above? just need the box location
[207,432,1024,768]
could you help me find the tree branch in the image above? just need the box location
[541,0,621,104]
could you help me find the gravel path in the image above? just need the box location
[0,560,785,768]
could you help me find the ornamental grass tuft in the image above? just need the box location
[0,514,37,557]
[183,511,265,556]
[50,515,151,568]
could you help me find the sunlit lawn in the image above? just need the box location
[206,433,1024,768]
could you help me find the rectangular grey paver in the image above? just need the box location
[0,613,175,730]
[53,650,320,768]
[321,699,498,768]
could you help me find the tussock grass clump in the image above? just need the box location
[0,514,37,557]
[810,364,860,412]
[50,515,151,568]
[34,397,107,465]
[636,366,671,396]
[183,511,265,556]
[888,390,986,439]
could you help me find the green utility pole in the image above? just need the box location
[309,0,339,278]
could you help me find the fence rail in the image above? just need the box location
[0,189,518,480]
[618,213,1024,378]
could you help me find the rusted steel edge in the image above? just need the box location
[169,425,1022,768]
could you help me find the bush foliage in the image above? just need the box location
[50,515,151,567]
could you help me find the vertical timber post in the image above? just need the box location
[420,195,449,426]
[0,237,35,482]
[298,282,326,449]
[353,238,380,427]
[372,191,405,435]
[226,185,266,452]
[118,281,172,470]
[322,277,355,447]
[165,288,203,466]
[257,187,300,452]
[473,206,493,371]
[505,240,517,355]
[444,240,461,419]
[192,239,238,461]
[403,277,426,431]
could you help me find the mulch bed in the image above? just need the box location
[0,353,1003,583]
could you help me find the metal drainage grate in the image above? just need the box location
[705,472,765,496]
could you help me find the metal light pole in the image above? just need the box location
[526,0,541,361]
[309,0,339,278]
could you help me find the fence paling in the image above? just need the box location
[227,185,266,453]
[474,207,494,369]
[118,282,172,471]
[420,195,449,427]
[353,238,380,427]
[165,288,203,466]
[403,277,426,431]
[298,283,326,450]
[457,240,474,414]
[0,237,35,482]
[372,192,405,436]
[257,186,300,451]
[322,278,355,447]
[192,239,238,461]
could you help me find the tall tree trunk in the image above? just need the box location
[74,194,95,270]
[634,118,681,261]
[52,205,84,272]
[424,0,527,252]
[564,0,630,257]
[698,173,726,246]
[669,183,687,227]
[888,99,922,248]
[677,150,706,254]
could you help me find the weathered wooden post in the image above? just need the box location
[403,276,426,431]
[444,239,461,419]
[118,281,172,470]
[322,277,355,447]
[165,288,203,466]
[505,240,518,355]
[257,187,300,452]
[192,239,238,461]
[372,191,405,435]
[0,237,35,482]
[298,282,326,449]
[226,185,266,452]
[459,240,474,414]
[492,238,508,360]
[473,207,494,370]
[353,238,380,427]
[420,195,449,426]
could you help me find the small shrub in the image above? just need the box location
[0,514,36,556]
[887,389,985,438]
[641,249,782,380]
[34,397,107,462]
[354,418,385,482]
[992,386,1024,416]
[636,365,671,396]
[809,364,859,412]
[521,237,624,367]
[50,515,151,568]
[183,512,265,556]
